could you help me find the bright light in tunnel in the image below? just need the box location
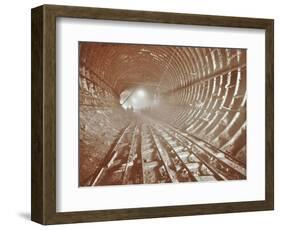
[136,89,146,98]
[120,88,153,111]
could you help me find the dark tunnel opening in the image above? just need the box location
[79,42,247,186]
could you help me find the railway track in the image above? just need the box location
[151,123,246,181]
[88,122,141,186]
[141,124,172,184]
[87,118,246,186]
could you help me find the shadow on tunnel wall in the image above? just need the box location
[78,42,247,187]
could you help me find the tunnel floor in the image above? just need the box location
[81,114,246,186]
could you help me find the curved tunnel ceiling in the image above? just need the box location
[79,42,247,186]
[79,42,245,95]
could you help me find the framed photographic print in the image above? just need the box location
[31,4,274,225]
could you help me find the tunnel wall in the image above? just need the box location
[79,65,129,185]
[153,48,246,164]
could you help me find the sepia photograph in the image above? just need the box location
[79,42,247,187]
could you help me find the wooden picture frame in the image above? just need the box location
[31,4,274,225]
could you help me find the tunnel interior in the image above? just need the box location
[79,42,246,186]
